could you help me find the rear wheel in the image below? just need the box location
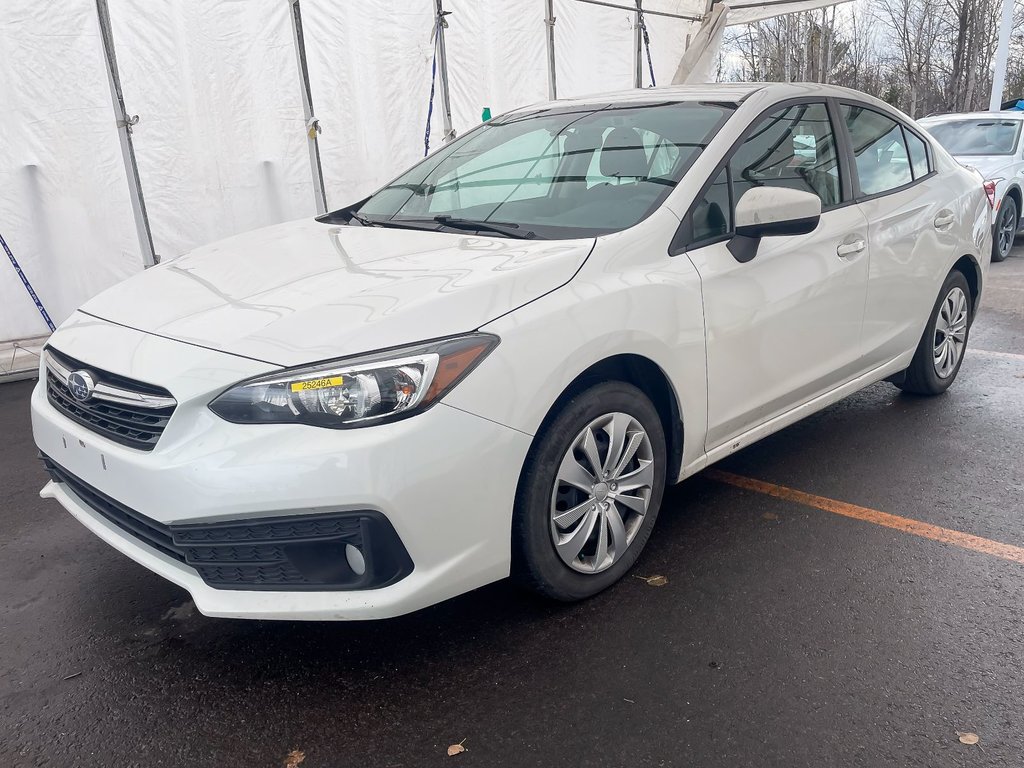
[512,381,667,601]
[896,270,972,395]
[993,196,1018,263]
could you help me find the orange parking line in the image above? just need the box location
[972,348,1024,361]
[706,469,1024,566]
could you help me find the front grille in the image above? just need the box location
[44,348,176,451]
[42,455,414,591]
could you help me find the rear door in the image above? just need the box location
[839,103,960,366]
[678,100,871,450]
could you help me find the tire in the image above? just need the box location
[512,381,667,601]
[992,195,1018,263]
[896,270,973,395]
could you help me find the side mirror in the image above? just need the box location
[728,187,822,263]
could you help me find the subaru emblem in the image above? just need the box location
[67,370,96,402]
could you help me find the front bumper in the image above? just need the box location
[31,318,533,620]
[41,455,415,591]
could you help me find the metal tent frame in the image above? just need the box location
[88,0,1014,276]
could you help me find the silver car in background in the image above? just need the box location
[920,112,1024,262]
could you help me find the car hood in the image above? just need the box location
[81,219,594,366]
[951,154,1017,180]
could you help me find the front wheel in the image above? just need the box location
[512,381,667,601]
[993,195,1018,263]
[895,270,973,395]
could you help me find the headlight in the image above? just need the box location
[209,333,498,428]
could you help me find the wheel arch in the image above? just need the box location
[1004,184,1022,215]
[951,253,982,317]
[532,354,685,485]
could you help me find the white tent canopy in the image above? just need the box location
[1,0,853,353]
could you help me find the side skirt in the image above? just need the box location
[676,352,913,481]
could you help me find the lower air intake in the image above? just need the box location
[42,455,414,591]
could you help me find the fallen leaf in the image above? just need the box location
[958,732,980,745]
[447,739,467,756]
[762,512,779,521]
[633,574,668,587]
[284,749,305,768]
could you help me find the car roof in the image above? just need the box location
[515,82,901,112]
[919,111,1024,123]
[554,82,768,105]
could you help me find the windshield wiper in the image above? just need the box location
[347,211,381,228]
[346,212,541,239]
[346,212,439,233]
[427,215,540,239]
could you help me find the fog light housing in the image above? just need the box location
[170,511,413,591]
[345,543,367,576]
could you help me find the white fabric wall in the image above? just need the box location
[645,12,700,85]
[303,0,551,211]
[107,0,315,259]
[555,0,636,96]
[444,1,549,130]
[303,1,436,209]
[0,0,849,346]
[0,1,142,341]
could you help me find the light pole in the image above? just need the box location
[990,0,1015,111]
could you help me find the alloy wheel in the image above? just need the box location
[933,286,968,378]
[997,203,1017,258]
[549,412,655,574]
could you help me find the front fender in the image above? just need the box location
[443,220,709,479]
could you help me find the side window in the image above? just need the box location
[691,167,731,243]
[730,103,843,209]
[904,128,930,179]
[842,105,913,195]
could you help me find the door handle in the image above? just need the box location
[836,238,866,258]
[933,213,955,229]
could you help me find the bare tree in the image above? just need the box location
[724,10,848,85]
[875,0,943,116]
[721,0,1023,116]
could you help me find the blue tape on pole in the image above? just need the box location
[1,232,56,332]
[639,9,656,87]
[424,26,439,157]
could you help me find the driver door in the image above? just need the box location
[678,101,871,450]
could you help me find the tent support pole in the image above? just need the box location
[633,0,644,88]
[990,0,1013,111]
[545,0,558,100]
[94,0,158,267]
[434,0,456,142]
[573,0,698,21]
[289,0,328,214]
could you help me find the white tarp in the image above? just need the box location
[0,0,851,347]
[641,0,851,24]
[303,2,436,209]
[0,1,142,342]
[106,0,315,260]
[672,3,730,83]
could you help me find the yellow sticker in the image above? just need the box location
[290,376,343,392]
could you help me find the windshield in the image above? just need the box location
[925,118,1023,156]
[352,101,734,239]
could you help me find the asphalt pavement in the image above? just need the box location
[2,246,1022,768]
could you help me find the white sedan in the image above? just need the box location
[32,83,991,620]
[919,111,1024,262]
